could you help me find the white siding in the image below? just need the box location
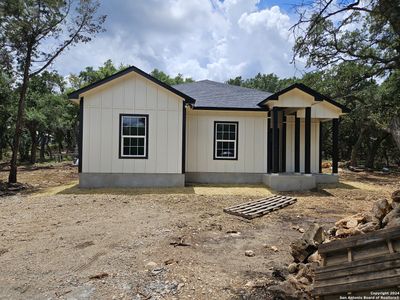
[186,110,268,173]
[82,73,183,174]
[285,117,320,173]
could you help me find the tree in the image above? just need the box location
[292,0,400,77]
[25,71,65,163]
[0,0,106,183]
[150,69,194,85]
[0,72,15,161]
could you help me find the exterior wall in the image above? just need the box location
[186,110,268,173]
[82,73,183,174]
[285,116,320,173]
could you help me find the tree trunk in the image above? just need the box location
[365,133,390,169]
[29,126,37,164]
[350,127,366,166]
[8,46,32,183]
[390,117,400,151]
[39,133,46,162]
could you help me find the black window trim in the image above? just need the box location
[213,121,239,160]
[119,114,149,159]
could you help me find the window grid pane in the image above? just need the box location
[121,115,147,158]
[215,122,237,159]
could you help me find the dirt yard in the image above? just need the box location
[0,164,398,299]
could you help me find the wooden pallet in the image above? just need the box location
[313,226,400,299]
[223,195,297,219]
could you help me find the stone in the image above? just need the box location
[302,224,325,245]
[335,227,362,237]
[307,251,321,264]
[270,246,279,252]
[298,277,310,285]
[386,218,400,228]
[382,207,400,227]
[287,263,298,274]
[335,213,367,229]
[371,199,391,221]
[358,221,380,233]
[290,238,317,263]
[290,224,325,263]
[391,201,400,210]
[245,250,255,257]
[391,190,400,203]
[145,262,158,269]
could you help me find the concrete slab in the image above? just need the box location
[263,173,316,191]
[185,172,264,184]
[79,173,185,188]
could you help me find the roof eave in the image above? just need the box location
[257,83,350,114]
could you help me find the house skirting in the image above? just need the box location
[79,173,185,188]
[185,172,264,184]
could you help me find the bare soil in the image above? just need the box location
[0,164,398,299]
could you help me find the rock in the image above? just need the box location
[391,201,400,209]
[270,246,279,252]
[382,207,400,227]
[145,262,158,269]
[335,213,367,229]
[386,218,400,228]
[290,238,317,263]
[302,224,325,245]
[371,199,391,221]
[299,228,305,233]
[290,224,325,263]
[335,227,362,237]
[296,264,315,282]
[391,190,400,203]
[245,250,255,257]
[272,268,288,281]
[307,251,321,264]
[358,221,380,233]
[287,263,298,274]
[298,277,310,285]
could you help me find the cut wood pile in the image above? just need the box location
[267,189,400,299]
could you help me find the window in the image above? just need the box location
[214,121,238,160]
[120,114,148,158]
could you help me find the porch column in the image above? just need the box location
[304,107,311,174]
[272,107,279,173]
[267,111,272,173]
[319,121,323,173]
[294,112,300,173]
[281,111,286,172]
[332,118,339,174]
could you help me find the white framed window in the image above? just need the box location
[119,114,148,158]
[214,121,238,160]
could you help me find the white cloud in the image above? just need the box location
[52,0,303,81]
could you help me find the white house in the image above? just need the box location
[68,66,349,191]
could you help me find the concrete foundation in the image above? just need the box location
[314,173,339,184]
[185,172,264,184]
[263,173,317,191]
[79,173,185,188]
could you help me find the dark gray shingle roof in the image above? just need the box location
[173,80,272,109]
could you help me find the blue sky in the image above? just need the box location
[53,0,306,81]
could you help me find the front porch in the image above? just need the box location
[260,83,347,191]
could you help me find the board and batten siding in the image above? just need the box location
[82,73,183,174]
[186,110,268,173]
[285,116,320,173]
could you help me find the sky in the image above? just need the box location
[52,0,306,82]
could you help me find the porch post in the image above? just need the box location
[332,118,339,174]
[281,111,286,172]
[294,112,300,173]
[267,111,272,173]
[272,107,279,173]
[304,107,311,174]
[319,121,323,174]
